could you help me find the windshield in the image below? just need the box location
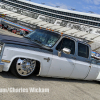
[25,29,61,48]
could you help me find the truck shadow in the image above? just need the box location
[0,71,99,84]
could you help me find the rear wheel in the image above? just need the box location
[10,58,36,78]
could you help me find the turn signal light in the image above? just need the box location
[1,59,10,63]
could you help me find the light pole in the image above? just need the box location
[41,3,45,5]
[71,8,76,11]
[89,11,94,13]
[56,6,60,8]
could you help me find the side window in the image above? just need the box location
[78,43,89,58]
[56,38,75,55]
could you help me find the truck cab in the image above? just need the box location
[46,34,92,79]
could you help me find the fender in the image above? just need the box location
[2,46,53,76]
[2,55,42,73]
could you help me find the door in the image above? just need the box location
[47,37,76,78]
[70,43,91,79]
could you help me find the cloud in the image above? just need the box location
[94,0,100,5]
[83,5,100,10]
[47,2,68,9]
[84,0,92,3]
[84,0,100,5]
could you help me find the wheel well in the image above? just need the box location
[10,58,41,75]
[34,61,40,75]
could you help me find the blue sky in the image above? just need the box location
[27,0,100,14]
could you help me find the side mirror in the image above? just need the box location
[63,48,71,55]
[58,48,71,57]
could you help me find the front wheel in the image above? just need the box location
[10,58,36,78]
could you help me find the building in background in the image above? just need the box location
[0,0,100,34]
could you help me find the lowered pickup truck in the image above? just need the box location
[0,28,100,81]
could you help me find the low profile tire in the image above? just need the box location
[10,58,36,78]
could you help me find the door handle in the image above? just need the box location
[44,57,50,62]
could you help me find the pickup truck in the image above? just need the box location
[0,28,100,81]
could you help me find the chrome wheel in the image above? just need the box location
[16,58,36,76]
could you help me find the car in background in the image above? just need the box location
[0,24,2,28]
[7,27,20,34]
[1,24,8,30]
[20,29,30,36]
[12,29,20,34]
[7,27,16,32]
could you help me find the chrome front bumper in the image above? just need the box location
[0,63,4,72]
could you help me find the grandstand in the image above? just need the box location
[0,0,100,34]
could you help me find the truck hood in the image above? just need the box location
[0,34,53,52]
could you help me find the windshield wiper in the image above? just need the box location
[33,39,42,44]
[32,39,46,47]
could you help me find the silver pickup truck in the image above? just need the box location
[0,29,100,81]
